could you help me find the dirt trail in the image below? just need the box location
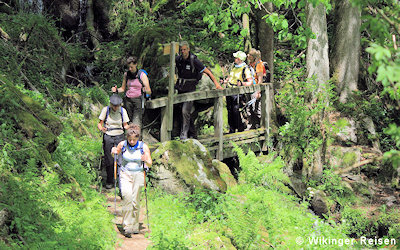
[105,190,151,249]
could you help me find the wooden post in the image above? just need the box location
[161,41,177,142]
[160,107,168,142]
[214,96,224,160]
[260,84,270,151]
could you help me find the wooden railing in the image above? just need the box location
[145,83,272,160]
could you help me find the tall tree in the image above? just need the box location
[331,0,361,103]
[306,2,330,84]
[256,2,274,82]
[305,1,330,176]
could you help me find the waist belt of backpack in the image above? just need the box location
[106,127,124,131]
[178,78,197,84]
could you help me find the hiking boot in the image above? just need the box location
[105,184,113,189]
[123,231,132,238]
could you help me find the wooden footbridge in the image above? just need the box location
[145,42,273,160]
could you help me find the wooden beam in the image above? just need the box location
[146,83,272,109]
[198,128,266,145]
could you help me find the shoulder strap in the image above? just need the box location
[105,106,110,123]
[120,107,124,124]
[190,54,196,73]
[122,140,127,154]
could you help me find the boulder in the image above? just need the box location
[310,189,329,217]
[151,139,236,194]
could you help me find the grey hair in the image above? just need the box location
[180,41,190,49]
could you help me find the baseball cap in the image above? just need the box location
[233,51,247,61]
[110,94,123,105]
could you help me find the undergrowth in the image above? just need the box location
[148,147,349,249]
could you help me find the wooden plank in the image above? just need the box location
[214,96,224,160]
[198,128,266,145]
[146,84,272,109]
[167,42,177,138]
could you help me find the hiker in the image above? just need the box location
[247,49,264,129]
[112,56,151,129]
[111,124,152,237]
[222,51,254,133]
[98,94,130,189]
[175,41,223,140]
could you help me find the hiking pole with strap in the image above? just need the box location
[142,160,150,231]
[114,152,117,216]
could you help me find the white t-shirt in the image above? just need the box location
[99,106,130,136]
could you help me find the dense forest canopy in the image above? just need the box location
[0,0,400,248]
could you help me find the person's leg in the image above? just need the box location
[103,134,114,187]
[188,102,198,139]
[231,95,242,132]
[226,96,235,133]
[130,98,142,128]
[120,171,134,233]
[180,101,193,139]
[124,98,134,122]
[121,171,144,234]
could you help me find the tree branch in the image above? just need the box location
[368,5,400,36]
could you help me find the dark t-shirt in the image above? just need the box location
[175,53,205,93]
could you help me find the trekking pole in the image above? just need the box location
[143,161,150,231]
[114,152,117,216]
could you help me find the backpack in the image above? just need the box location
[255,61,271,83]
[105,106,124,131]
[121,140,144,155]
[176,53,203,81]
[241,65,256,85]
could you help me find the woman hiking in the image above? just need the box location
[111,124,152,237]
[112,56,152,129]
[98,94,130,189]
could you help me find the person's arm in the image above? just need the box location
[141,143,152,167]
[256,72,263,84]
[111,141,124,155]
[112,73,127,93]
[243,67,253,86]
[140,72,151,95]
[98,120,107,133]
[123,122,129,130]
[203,68,223,90]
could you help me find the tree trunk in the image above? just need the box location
[256,3,274,82]
[306,2,329,84]
[243,13,251,52]
[86,0,100,50]
[306,2,330,177]
[331,0,361,103]
[255,3,277,135]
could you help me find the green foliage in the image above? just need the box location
[316,169,354,202]
[0,13,82,99]
[276,77,336,165]
[149,149,348,249]
[365,20,400,169]
[0,72,114,247]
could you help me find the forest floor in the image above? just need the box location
[104,189,151,250]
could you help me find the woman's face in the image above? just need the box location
[234,57,242,65]
[128,62,137,73]
[111,104,120,112]
[127,134,139,146]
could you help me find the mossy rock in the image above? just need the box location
[0,77,62,153]
[327,145,361,169]
[152,139,235,194]
[189,222,235,249]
